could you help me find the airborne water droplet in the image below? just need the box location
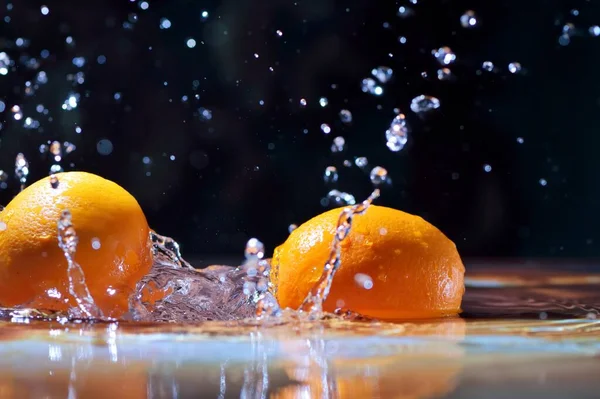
[361,78,383,96]
[244,238,265,260]
[339,109,353,124]
[371,66,393,83]
[460,10,478,28]
[370,166,389,185]
[432,46,456,65]
[410,95,440,114]
[320,123,331,134]
[508,62,522,74]
[324,166,339,183]
[482,61,494,72]
[355,157,368,168]
[331,136,345,153]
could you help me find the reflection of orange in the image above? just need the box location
[274,319,466,399]
[272,206,465,319]
[0,172,153,318]
[0,359,148,399]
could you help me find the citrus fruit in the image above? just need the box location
[0,171,153,317]
[272,205,465,319]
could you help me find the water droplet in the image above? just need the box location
[50,164,63,174]
[517,137,524,144]
[355,157,368,168]
[299,98,307,107]
[589,26,600,37]
[97,139,114,155]
[40,5,49,15]
[482,61,494,72]
[432,46,456,65]
[91,237,101,250]
[331,136,345,153]
[276,30,283,37]
[0,222,6,231]
[410,95,440,114]
[361,78,383,96]
[320,123,331,134]
[15,153,29,190]
[370,166,389,185]
[327,190,356,205]
[460,10,478,28]
[508,62,522,74]
[11,105,23,120]
[200,11,209,21]
[318,97,329,107]
[483,164,492,172]
[437,68,453,81]
[354,273,374,290]
[397,6,413,18]
[49,174,59,189]
[288,224,297,234]
[324,166,339,183]
[244,238,265,260]
[558,34,570,46]
[371,66,393,83]
[50,141,62,162]
[386,113,409,152]
[339,109,353,124]
[159,18,172,29]
[539,178,548,186]
[186,38,197,48]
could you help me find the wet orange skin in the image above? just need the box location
[0,172,153,318]
[272,205,465,319]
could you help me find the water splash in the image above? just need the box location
[150,230,193,269]
[299,189,380,318]
[57,210,103,319]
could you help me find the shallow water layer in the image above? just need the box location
[0,261,599,399]
[0,262,600,398]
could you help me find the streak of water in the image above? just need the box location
[57,210,103,319]
[299,189,380,318]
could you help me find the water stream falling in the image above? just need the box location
[56,209,103,319]
[299,189,380,318]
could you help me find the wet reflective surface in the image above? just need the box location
[0,261,599,399]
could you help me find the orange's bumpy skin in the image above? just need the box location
[0,172,153,318]
[272,205,465,319]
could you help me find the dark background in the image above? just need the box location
[0,0,599,259]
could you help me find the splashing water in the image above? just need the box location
[298,189,380,318]
[57,210,103,319]
[150,230,193,269]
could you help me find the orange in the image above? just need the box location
[272,205,465,319]
[0,171,153,318]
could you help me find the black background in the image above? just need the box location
[0,0,599,259]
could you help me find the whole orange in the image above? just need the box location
[272,205,465,319]
[0,171,153,318]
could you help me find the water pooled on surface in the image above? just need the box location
[299,189,380,318]
[57,210,103,319]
